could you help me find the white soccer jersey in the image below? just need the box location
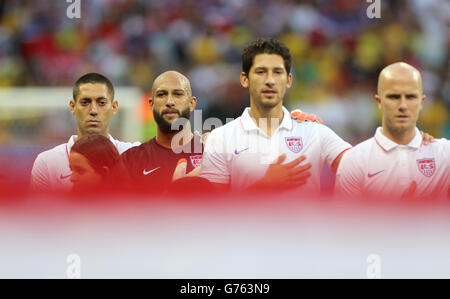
[200,106,352,193]
[336,127,450,199]
[30,135,140,192]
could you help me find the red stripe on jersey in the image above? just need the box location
[239,117,245,131]
[374,136,388,152]
[331,147,352,168]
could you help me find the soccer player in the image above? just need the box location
[121,71,205,194]
[30,73,140,192]
[200,38,352,194]
[336,62,449,199]
[122,70,320,194]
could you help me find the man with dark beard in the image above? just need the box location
[121,71,205,194]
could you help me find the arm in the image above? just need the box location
[335,149,364,197]
[30,154,50,192]
[318,124,352,173]
[330,148,351,173]
[199,129,232,189]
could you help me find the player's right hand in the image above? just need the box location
[254,154,312,190]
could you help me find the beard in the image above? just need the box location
[153,107,191,133]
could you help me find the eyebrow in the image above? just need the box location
[386,93,418,96]
[254,66,285,71]
[80,96,108,101]
[156,89,185,93]
[386,92,419,98]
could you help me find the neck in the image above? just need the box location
[249,101,284,136]
[156,121,193,149]
[76,129,109,141]
[381,125,416,145]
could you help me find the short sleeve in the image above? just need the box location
[335,148,364,197]
[200,128,231,184]
[30,153,50,191]
[318,124,352,169]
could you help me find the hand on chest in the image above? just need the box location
[231,134,314,174]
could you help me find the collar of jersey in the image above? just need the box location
[66,134,116,153]
[374,127,422,152]
[240,106,293,133]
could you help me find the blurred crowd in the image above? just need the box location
[0,0,449,142]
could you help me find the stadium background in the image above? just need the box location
[0,0,448,188]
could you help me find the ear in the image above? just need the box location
[69,99,76,115]
[375,95,382,110]
[240,72,249,88]
[148,96,153,110]
[286,73,293,88]
[189,96,197,112]
[419,95,426,111]
[112,100,118,115]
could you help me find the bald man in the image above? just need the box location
[121,71,207,193]
[336,62,449,199]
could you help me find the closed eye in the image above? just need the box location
[386,94,401,99]
[273,68,284,74]
[80,98,91,105]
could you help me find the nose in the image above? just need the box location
[398,96,408,112]
[89,102,99,115]
[166,94,175,107]
[265,72,275,87]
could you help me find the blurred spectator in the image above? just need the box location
[0,0,448,143]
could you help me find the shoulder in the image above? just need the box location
[34,143,67,163]
[291,120,317,131]
[32,143,68,175]
[340,138,374,165]
[351,137,374,152]
[345,138,373,157]
[207,118,241,141]
[215,118,242,133]
[292,121,337,137]
[122,139,152,157]
[428,138,449,148]
[112,138,141,154]
[424,138,450,156]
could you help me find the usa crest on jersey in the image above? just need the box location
[190,155,203,168]
[416,158,435,177]
[285,137,303,153]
